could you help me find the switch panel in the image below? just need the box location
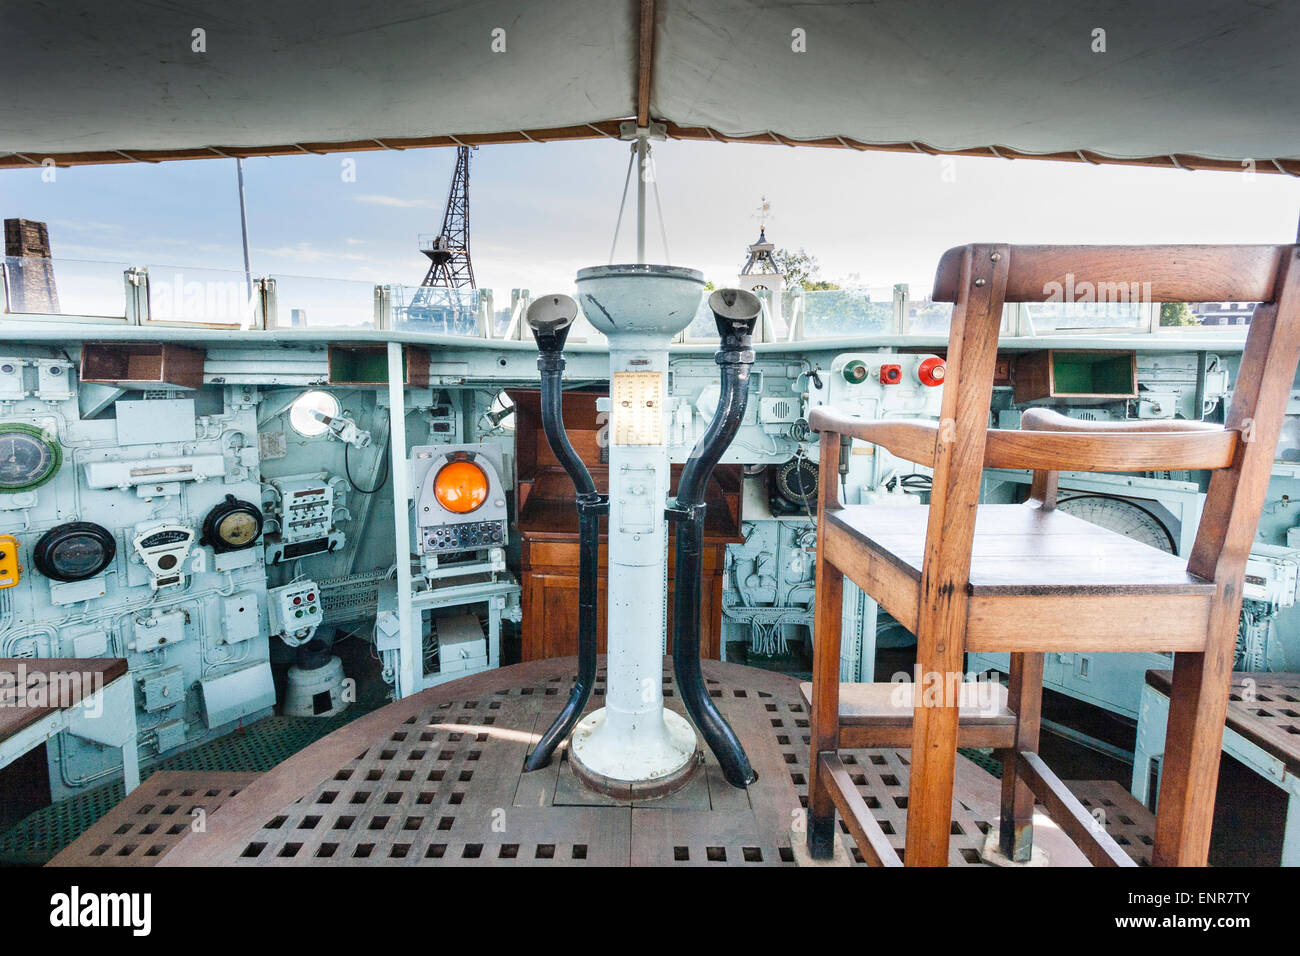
[267,580,322,642]
[0,533,19,589]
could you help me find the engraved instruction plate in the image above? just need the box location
[611,371,664,446]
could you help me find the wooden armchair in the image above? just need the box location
[806,243,1300,867]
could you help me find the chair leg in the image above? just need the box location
[904,624,966,867]
[999,652,1044,861]
[806,548,844,860]
[1152,649,1233,866]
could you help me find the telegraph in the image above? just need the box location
[132,522,196,590]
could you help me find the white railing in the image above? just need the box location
[0,257,1253,342]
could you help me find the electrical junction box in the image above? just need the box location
[0,359,25,400]
[49,576,108,606]
[154,718,187,753]
[65,624,109,658]
[140,666,186,713]
[434,613,487,674]
[114,398,196,446]
[1243,544,1300,607]
[221,592,262,644]
[35,360,75,402]
[132,608,187,652]
[0,533,20,588]
[267,580,322,642]
[199,662,275,729]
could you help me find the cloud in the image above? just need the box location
[351,193,438,210]
[254,241,375,265]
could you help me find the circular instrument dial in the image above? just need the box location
[1056,495,1175,553]
[775,457,819,507]
[0,423,61,492]
[202,495,264,553]
[33,521,116,582]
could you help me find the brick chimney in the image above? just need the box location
[3,218,60,313]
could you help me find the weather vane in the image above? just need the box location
[753,196,773,231]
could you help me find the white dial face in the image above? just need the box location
[1056,495,1174,553]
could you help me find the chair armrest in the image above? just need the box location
[1020,407,1224,434]
[989,409,1238,472]
[808,406,938,466]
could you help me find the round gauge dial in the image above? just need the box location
[775,457,819,507]
[0,423,61,492]
[33,521,116,582]
[202,495,264,553]
[1056,494,1175,553]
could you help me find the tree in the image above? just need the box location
[771,247,838,291]
[1159,302,1198,327]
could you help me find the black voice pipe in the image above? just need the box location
[523,294,606,772]
[668,288,762,788]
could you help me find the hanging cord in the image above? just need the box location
[345,435,390,495]
[648,143,671,264]
[607,141,637,263]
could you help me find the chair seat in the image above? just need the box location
[799,680,1017,749]
[823,503,1216,652]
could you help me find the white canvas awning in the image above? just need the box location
[3,0,1297,173]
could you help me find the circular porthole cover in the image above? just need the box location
[33,521,116,582]
[0,422,62,492]
[288,390,340,438]
[202,494,264,552]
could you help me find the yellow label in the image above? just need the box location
[611,371,664,446]
[0,534,20,589]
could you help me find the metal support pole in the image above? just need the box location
[387,342,417,697]
[636,134,648,264]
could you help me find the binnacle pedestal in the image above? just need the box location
[567,263,705,798]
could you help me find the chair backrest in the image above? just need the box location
[925,242,1300,605]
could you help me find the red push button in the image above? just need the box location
[918,356,946,387]
[879,364,902,385]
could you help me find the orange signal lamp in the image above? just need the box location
[434,461,489,514]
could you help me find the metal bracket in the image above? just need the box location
[619,121,668,142]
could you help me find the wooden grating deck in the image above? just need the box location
[52,659,1150,867]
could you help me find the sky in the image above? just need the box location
[3,138,1299,299]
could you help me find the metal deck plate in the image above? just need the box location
[104,658,1150,867]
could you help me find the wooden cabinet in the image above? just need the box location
[509,388,742,663]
